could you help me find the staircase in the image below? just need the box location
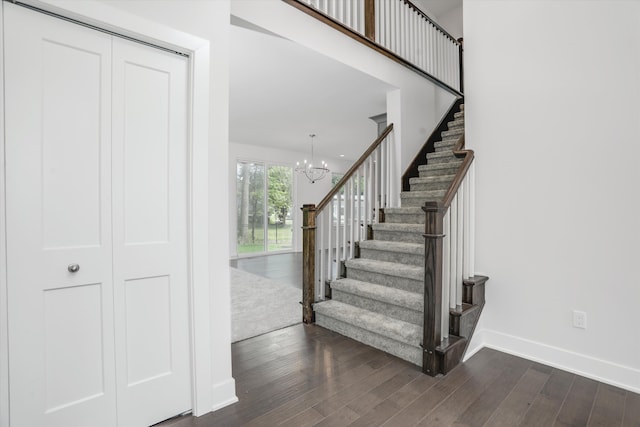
[314,104,486,372]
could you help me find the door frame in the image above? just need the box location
[0,1,218,423]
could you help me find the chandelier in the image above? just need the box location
[295,134,329,183]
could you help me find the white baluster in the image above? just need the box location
[356,168,361,241]
[349,178,355,259]
[328,199,334,281]
[319,210,325,300]
[379,144,385,209]
[373,148,379,221]
[437,31,443,82]
[456,182,464,307]
[385,138,390,207]
[402,4,408,59]
[454,42,460,91]
[342,185,348,267]
[469,161,475,278]
[463,171,471,280]
[336,191,342,269]
[428,24,435,75]
[442,207,451,339]
[364,159,369,234]
[450,193,458,308]
[448,41,453,88]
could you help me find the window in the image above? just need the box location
[236,161,293,255]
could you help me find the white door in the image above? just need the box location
[111,37,191,427]
[4,4,191,426]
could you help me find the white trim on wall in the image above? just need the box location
[0,0,234,421]
[466,329,640,394]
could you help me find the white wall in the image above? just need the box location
[95,0,238,410]
[231,0,456,178]
[437,5,463,40]
[229,142,353,257]
[465,0,640,392]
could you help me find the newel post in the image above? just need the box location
[422,201,445,376]
[364,0,375,41]
[301,204,317,324]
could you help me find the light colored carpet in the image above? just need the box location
[231,267,301,342]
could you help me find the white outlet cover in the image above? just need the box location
[573,310,587,329]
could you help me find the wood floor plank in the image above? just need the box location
[313,406,360,427]
[276,407,324,427]
[483,364,552,427]
[519,368,575,427]
[346,365,422,416]
[347,373,441,427]
[245,348,393,426]
[416,353,511,426]
[623,390,640,427]
[312,358,410,417]
[587,384,626,427]
[380,348,501,426]
[450,354,531,426]
[554,375,599,426]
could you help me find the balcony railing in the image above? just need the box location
[288,0,463,94]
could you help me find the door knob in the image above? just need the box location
[67,264,80,273]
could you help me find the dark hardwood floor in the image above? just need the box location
[159,323,640,427]
[230,252,303,289]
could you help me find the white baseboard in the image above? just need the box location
[211,378,238,411]
[464,328,640,394]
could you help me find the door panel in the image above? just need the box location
[4,4,116,426]
[112,37,191,427]
[41,38,103,249]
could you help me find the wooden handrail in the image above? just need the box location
[402,97,464,191]
[442,134,474,208]
[317,123,394,211]
[282,0,463,98]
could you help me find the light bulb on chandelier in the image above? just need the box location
[295,133,329,183]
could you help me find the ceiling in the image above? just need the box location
[414,0,462,18]
[229,0,461,161]
[229,23,394,161]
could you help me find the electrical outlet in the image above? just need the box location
[573,310,587,329]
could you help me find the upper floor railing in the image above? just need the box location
[286,0,463,95]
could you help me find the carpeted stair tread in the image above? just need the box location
[418,161,462,177]
[359,239,424,255]
[314,300,422,347]
[419,161,462,171]
[441,128,464,138]
[409,174,456,185]
[383,207,428,224]
[401,190,447,207]
[371,223,425,245]
[448,119,464,129]
[435,140,458,150]
[372,222,423,233]
[346,258,423,281]
[384,206,425,215]
[427,150,457,160]
[331,278,423,312]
